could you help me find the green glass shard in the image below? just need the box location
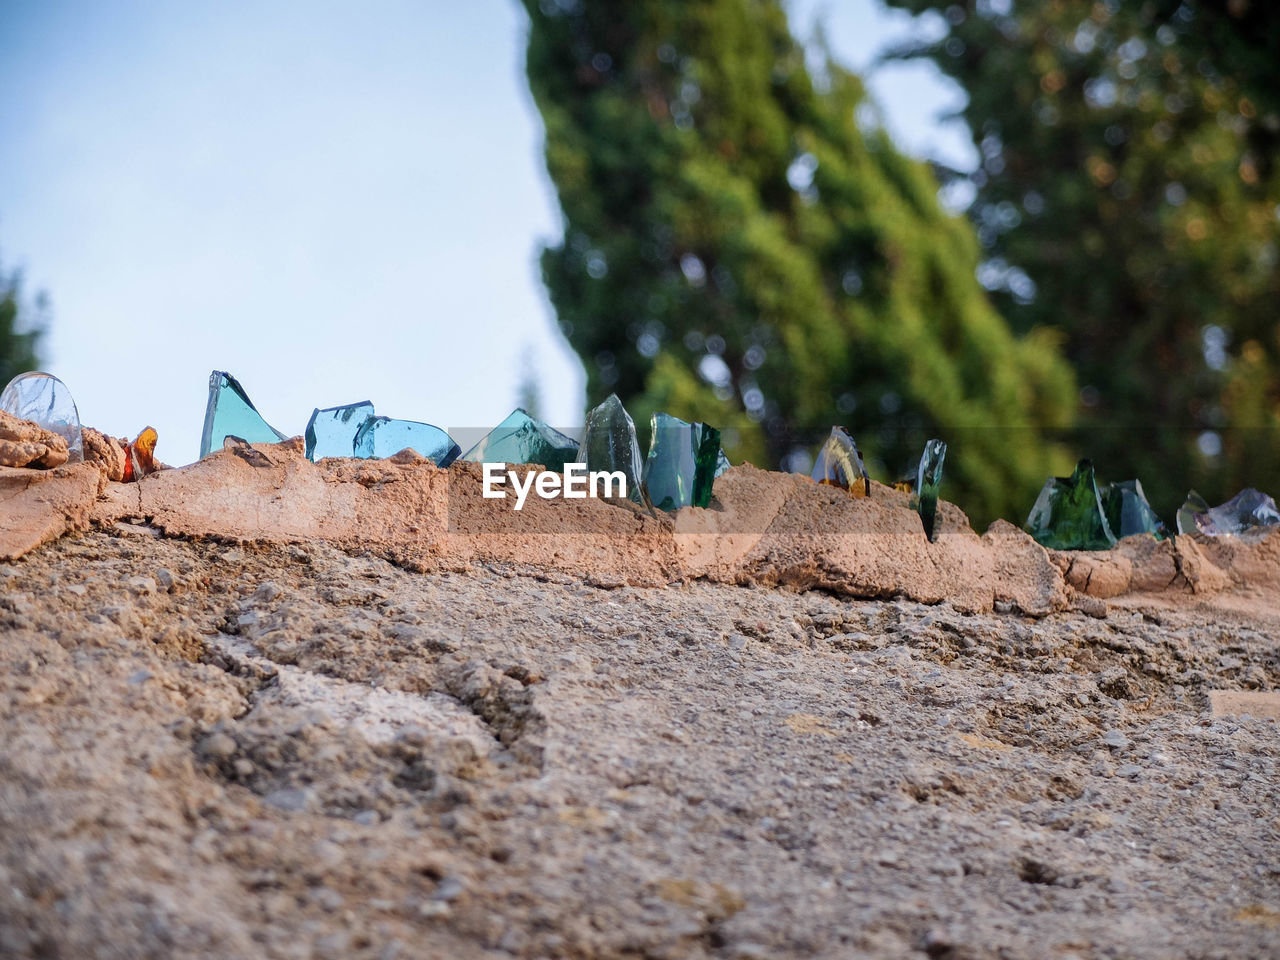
[352,416,460,466]
[1100,479,1167,540]
[911,438,947,542]
[305,401,375,461]
[811,426,869,497]
[1176,488,1280,536]
[642,412,722,511]
[577,394,649,508]
[1024,459,1117,551]
[714,449,731,478]
[460,408,579,471]
[200,371,288,459]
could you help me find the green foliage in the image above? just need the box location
[882,0,1280,515]
[0,256,44,388]
[521,0,1078,526]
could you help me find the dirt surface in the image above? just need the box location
[3,527,1279,959]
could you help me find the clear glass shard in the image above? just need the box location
[577,394,649,508]
[811,426,869,497]
[911,438,947,542]
[642,412,722,511]
[1100,479,1167,540]
[461,408,579,471]
[714,449,731,478]
[200,371,288,458]
[1176,488,1280,536]
[1024,459,1117,551]
[0,371,84,462]
[352,416,460,466]
[305,401,375,461]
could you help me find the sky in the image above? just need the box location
[0,0,974,466]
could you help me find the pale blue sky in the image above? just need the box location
[0,0,973,466]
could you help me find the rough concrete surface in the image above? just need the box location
[2,527,1279,959]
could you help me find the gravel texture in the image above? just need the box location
[2,528,1279,959]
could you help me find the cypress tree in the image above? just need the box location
[882,0,1280,514]
[0,257,44,389]
[521,0,1077,527]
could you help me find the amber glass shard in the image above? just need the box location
[305,401,375,461]
[122,426,159,482]
[200,371,288,458]
[352,416,460,466]
[1100,479,1167,540]
[0,371,84,463]
[811,426,870,497]
[461,408,579,471]
[642,412,722,511]
[1176,488,1280,536]
[911,438,946,542]
[1024,459,1117,551]
[577,394,649,508]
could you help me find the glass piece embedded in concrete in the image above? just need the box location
[461,408,579,472]
[811,426,869,497]
[305,401,375,461]
[200,371,287,459]
[0,371,83,462]
[1025,459,1117,551]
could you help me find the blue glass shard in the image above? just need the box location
[715,449,731,478]
[305,401,375,461]
[352,416,460,466]
[0,371,85,463]
[200,371,288,458]
[1100,479,1167,540]
[461,408,579,471]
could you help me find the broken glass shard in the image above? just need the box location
[1100,479,1167,540]
[461,408,579,471]
[1176,488,1280,536]
[0,371,84,462]
[305,401,375,461]
[715,449,731,478]
[122,426,159,482]
[577,394,650,508]
[811,426,869,497]
[1024,459,1117,551]
[642,412,722,511]
[200,371,288,458]
[912,438,946,542]
[352,416,460,466]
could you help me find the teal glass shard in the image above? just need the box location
[1100,479,1167,540]
[0,371,84,462]
[460,408,579,471]
[642,412,722,511]
[200,371,288,459]
[352,416,460,466]
[1176,488,1280,536]
[1024,459,1117,551]
[305,401,375,461]
[715,449,731,478]
[577,394,649,508]
[811,426,869,496]
[911,438,946,542]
